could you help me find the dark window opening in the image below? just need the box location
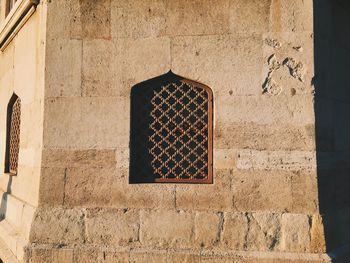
[5,94,21,175]
[130,71,213,184]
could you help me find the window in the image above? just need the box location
[5,94,21,175]
[130,71,213,184]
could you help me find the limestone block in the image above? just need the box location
[130,251,167,263]
[245,213,282,251]
[221,213,248,250]
[29,248,73,263]
[5,194,24,231]
[281,213,311,252]
[46,39,82,97]
[70,0,111,39]
[201,255,235,263]
[72,248,129,262]
[41,149,116,168]
[82,39,116,97]
[111,0,166,39]
[0,42,14,78]
[230,0,271,33]
[236,150,316,171]
[215,123,315,151]
[232,171,293,212]
[167,252,201,263]
[172,34,263,96]
[115,148,129,169]
[278,0,313,33]
[214,149,236,170]
[85,208,139,246]
[176,170,233,211]
[46,0,72,39]
[44,97,129,149]
[13,13,38,105]
[291,172,318,213]
[216,95,315,126]
[38,167,65,206]
[30,208,85,244]
[20,203,36,240]
[114,37,171,97]
[194,212,221,248]
[310,214,326,253]
[140,210,194,249]
[166,0,230,36]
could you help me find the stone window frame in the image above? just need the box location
[0,0,39,51]
[130,71,214,184]
[4,93,21,176]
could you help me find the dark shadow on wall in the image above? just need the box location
[0,176,13,222]
[314,0,350,254]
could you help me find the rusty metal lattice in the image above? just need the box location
[130,72,213,184]
[9,97,21,174]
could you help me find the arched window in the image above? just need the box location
[5,94,21,175]
[130,71,213,184]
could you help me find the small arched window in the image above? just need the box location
[5,94,21,175]
[130,71,213,184]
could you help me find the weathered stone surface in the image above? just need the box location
[140,210,194,249]
[130,251,167,263]
[82,39,116,97]
[30,208,85,244]
[113,37,171,97]
[236,150,316,171]
[310,214,326,253]
[38,167,65,206]
[167,252,201,263]
[230,0,271,33]
[41,149,116,168]
[291,172,318,213]
[70,0,111,39]
[28,248,73,263]
[43,97,129,149]
[281,213,311,252]
[215,123,315,151]
[176,170,233,211]
[232,171,293,212]
[111,0,166,39]
[166,0,230,36]
[221,213,248,250]
[172,34,263,96]
[214,149,236,170]
[85,208,139,246]
[194,212,221,248]
[46,39,82,97]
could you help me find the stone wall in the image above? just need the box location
[0,1,47,262]
[23,0,330,262]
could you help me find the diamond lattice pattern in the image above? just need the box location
[9,98,21,174]
[149,82,209,182]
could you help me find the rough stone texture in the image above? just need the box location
[0,0,345,262]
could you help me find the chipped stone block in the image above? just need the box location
[38,167,66,206]
[232,171,293,212]
[281,213,311,252]
[140,210,194,249]
[86,208,139,246]
[236,150,316,171]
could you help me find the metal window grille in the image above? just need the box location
[8,97,21,174]
[130,72,213,183]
